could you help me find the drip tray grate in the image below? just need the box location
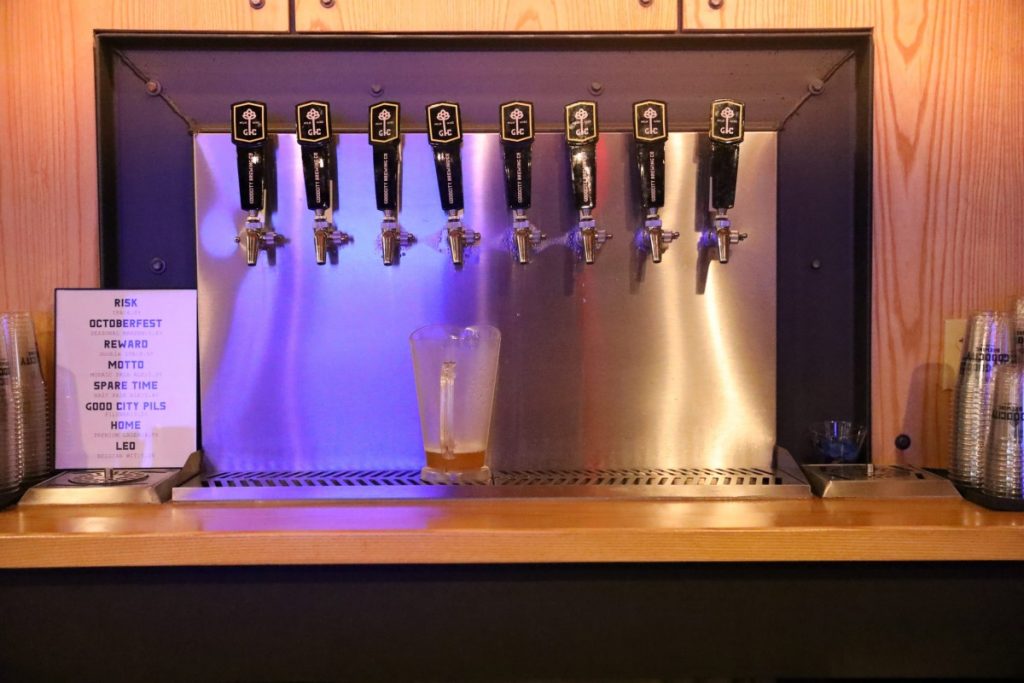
[173,460,811,501]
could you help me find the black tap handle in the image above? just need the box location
[633,100,668,210]
[369,101,402,213]
[231,101,267,212]
[499,101,534,211]
[295,101,332,212]
[709,99,744,211]
[426,102,464,213]
[565,101,598,210]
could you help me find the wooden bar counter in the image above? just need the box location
[3,497,1024,679]
[2,497,1024,568]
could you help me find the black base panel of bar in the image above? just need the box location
[1,562,1022,681]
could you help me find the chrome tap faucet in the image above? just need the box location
[296,101,349,265]
[426,101,478,267]
[230,101,279,266]
[499,101,544,264]
[702,99,748,264]
[632,100,679,263]
[564,101,610,264]
[369,101,414,266]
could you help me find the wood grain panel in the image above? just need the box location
[2,498,1024,568]
[686,0,1024,467]
[295,0,676,32]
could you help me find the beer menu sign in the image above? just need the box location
[55,289,197,469]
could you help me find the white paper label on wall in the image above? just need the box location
[55,289,197,469]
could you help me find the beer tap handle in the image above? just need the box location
[633,100,678,264]
[709,99,745,212]
[428,102,476,266]
[231,101,268,213]
[369,101,401,213]
[633,100,667,211]
[295,101,333,213]
[565,101,599,211]
[499,101,534,212]
[426,101,465,213]
[565,101,608,264]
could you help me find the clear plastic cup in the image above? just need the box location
[950,312,1014,486]
[1014,297,1024,366]
[1,313,52,484]
[410,324,500,484]
[0,330,20,494]
[983,366,1024,499]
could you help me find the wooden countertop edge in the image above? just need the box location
[4,526,1024,568]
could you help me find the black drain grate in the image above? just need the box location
[201,466,785,488]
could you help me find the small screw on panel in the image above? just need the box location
[638,0,654,7]
[149,257,167,274]
[895,434,912,451]
[808,78,825,95]
[321,0,336,7]
[810,258,822,270]
[708,0,725,9]
[145,80,162,96]
[249,0,266,9]
[588,81,604,96]
[370,83,384,97]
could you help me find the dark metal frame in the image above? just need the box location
[94,31,872,463]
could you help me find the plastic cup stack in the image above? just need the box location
[983,366,1024,499]
[1015,297,1024,366]
[0,313,53,485]
[0,330,21,495]
[949,312,1014,487]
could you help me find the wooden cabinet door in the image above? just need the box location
[295,0,676,32]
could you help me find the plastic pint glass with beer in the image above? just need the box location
[409,324,500,483]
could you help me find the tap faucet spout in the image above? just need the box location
[712,211,747,264]
[446,211,479,267]
[644,211,679,265]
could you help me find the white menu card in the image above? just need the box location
[55,289,197,469]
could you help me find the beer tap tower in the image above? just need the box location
[702,99,748,264]
[632,100,679,263]
[564,101,609,264]
[499,101,544,264]
[426,101,478,266]
[230,101,279,266]
[295,101,349,265]
[369,101,413,265]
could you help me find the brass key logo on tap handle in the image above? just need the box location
[230,101,280,266]
[632,100,679,264]
[369,101,413,266]
[426,101,478,267]
[499,101,544,265]
[564,101,609,265]
[295,101,350,266]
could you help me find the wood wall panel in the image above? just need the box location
[295,0,676,32]
[686,0,1024,466]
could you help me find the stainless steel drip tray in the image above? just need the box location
[172,450,811,502]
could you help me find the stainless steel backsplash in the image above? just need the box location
[195,132,777,472]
